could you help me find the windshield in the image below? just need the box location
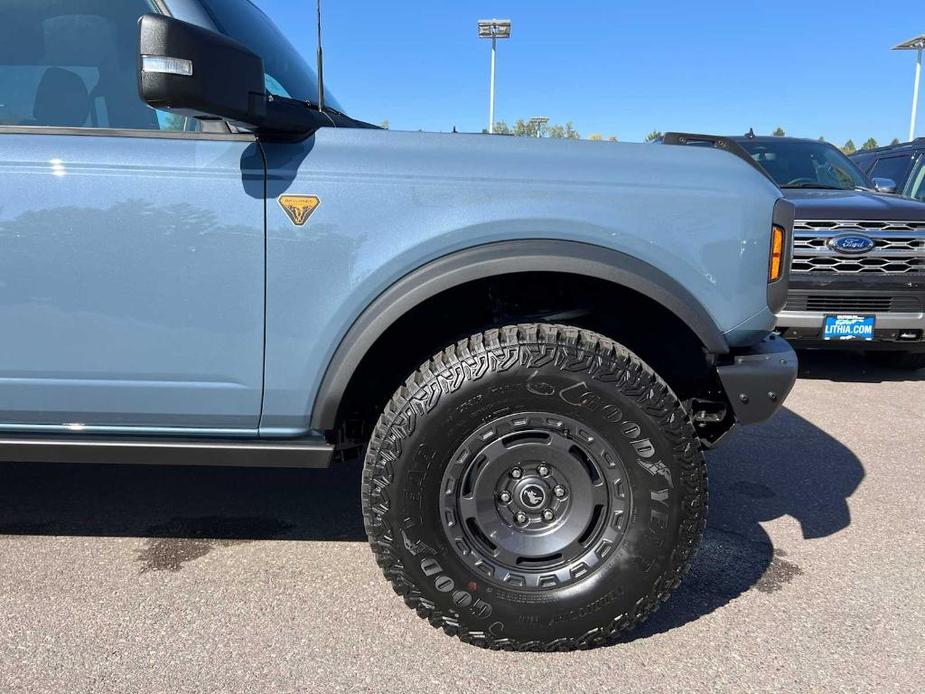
[739,139,871,190]
[199,0,343,112]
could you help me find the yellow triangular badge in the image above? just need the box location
[278,195,320,226]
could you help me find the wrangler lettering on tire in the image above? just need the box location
[361,324,707,651]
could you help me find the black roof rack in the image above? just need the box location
[855,136,925,155]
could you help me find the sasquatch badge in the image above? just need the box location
[278,195,320,226]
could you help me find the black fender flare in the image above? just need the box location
[311,240,729,430]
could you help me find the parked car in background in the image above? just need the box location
[731,134,925,370]
[851,138,925,203]
[0,0,797,651]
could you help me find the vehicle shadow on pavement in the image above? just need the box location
[630,406,864,640]
[0,404,863,634]
[796,349,925,383]
[0,457,369,544]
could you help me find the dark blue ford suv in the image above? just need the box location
[734,135,925,370]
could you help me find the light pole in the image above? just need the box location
[894,35,925,141]
[478,19,511,134]
[528,116,549,137]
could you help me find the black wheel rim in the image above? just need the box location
[439,412,632,590]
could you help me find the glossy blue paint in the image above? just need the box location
[0,133,265,430]
[258,128,781,434]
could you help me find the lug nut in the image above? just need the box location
[553,485,566,498]
[537,464,550,477]
[514,511,528,524]
[498,490,512,503]
[510,467,523,479]
[542,509,555,522]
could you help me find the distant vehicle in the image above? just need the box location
[0,0,798,651]
[731,135,925,370]
[851,138,925,203]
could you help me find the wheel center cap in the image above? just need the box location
[520,484,546,509]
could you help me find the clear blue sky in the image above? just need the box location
[256,0,923,144]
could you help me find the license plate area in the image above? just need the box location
[823,314,875,341]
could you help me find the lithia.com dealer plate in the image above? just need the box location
[823,314,875,341]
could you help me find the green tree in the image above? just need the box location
[607,136,618,142]
[491,118,583,139]
[644,130,663,142]
[861,137,879,151]
[842,139,857,154]
[379,119,390,130]
[890,138,901,146]
[818,136,826,142]
[772,127,785,137]
[548,121,580,139]
[491,120,512,135]
[511,118,549,138]
[588,133,604,141]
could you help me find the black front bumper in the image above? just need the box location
[717,334,798,425]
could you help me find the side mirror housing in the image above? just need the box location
[872,177,898,194]
[138,14,267,126]
[137,14,323,136]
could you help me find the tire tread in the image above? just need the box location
[361,323,707,651]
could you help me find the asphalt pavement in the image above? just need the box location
[1,350,922,693]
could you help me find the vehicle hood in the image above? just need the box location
[781,188,925,221]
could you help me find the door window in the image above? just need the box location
[0,0,198,131]
[869,155,914,189]
[906,157,925,201]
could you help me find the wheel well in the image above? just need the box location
[333,272,721,446]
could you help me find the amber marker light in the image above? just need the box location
[769,225,785,282]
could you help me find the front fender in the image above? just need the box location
[308,240,729,431]
[257,128,780,436]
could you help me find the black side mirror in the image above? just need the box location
[138,14,266,126]
[137,14,323,137]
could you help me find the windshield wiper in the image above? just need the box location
[780,183,847,190]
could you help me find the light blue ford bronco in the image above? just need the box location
[0,0,798,650]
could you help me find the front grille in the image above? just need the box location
[792,220,925,274]
[784,293,923,313]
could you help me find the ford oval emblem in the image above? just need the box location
[827,234,876,255]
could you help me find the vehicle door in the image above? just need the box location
[0,0,265,434]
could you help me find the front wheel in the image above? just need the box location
[361,324,707,650]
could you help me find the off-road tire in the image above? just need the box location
[866,350,925,371]
[361,324,707,650]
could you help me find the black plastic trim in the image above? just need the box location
[0,435,333,468]
[768,198,796,313]
[311,240,730,430]
[662,132,776,183]
[783,287,925,307]
[717,334,797,425]
[788,273,925,291]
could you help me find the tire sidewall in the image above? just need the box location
[365,329,703,646]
